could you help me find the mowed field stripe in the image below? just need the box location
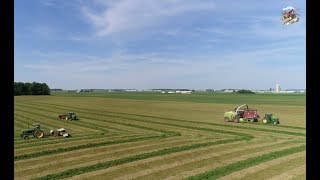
[14,105,129,134]
[23,102,305,136]
[14,109,100,134]
[15,136,213,179]
[30,101,306,131]
[14,103,144,134]
[218,151,305,180]
[15,135,183,170]
[239,156,305,180]
[14,133,121,149]
[69,139,267,179]
[14,134,147,155]
[14,94,305,180]
[33,137,246,179]
[267,164,306,180]
[14,134,178,161]
[113,140,303,180]
[82,139,293,180]
[187,145,305,180]
[15,103,181,136]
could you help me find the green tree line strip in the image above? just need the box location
[186,145,306,180]
[14,134,175,161]
[33,137,246,180]
[14,82,50,96]
[17,102,303,138]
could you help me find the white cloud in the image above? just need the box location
[81,0,215,36]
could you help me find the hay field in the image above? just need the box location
[14,92,306,179]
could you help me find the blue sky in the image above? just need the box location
[14,0,306,90]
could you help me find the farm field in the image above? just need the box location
[14,92,306,179]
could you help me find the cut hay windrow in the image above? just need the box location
[15,104,178,135]
[16,102,255,139]
[14,109,98,133]
[15,137,215,177]
[28,101,306,130]
[22,102,305,137]
[15,105,116,134]
[15,136,191,174]
[14,132,120,149]
[14,93,305,179]
[14,134,177,161]
[186,145,306,180]
[14,134,148,155]
[218,151,305,180]
[230,155,305,180]
[33,137,247,180]
[85,139,297,180]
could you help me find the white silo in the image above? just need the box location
[275,83,280,93]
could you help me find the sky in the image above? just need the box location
[14,0,306,90]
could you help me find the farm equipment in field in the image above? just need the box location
[224,104,260,123]
[20,123,45,140]
[58,112,79,121]
[262,114,280,125]
[48,128,71,138]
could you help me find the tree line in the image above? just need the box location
[14,82,50,96]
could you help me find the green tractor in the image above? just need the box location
[20,123,45,140]
[58,112,79,121]
[262,114,280,125]
[66,112,79,121]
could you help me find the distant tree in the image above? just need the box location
[41,83,51,95]
[24,82,32,95]
[14,82,24,96]
[236,89,255,94]
[14,82,50,95]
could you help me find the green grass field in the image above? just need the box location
[14,92,306,179]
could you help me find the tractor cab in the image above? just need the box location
[33,123,41,129]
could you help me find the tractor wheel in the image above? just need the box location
[234,117,239,123]
[224,117,230,122]
[23,135,29,140]
[262,119,267,124]
[274,121,278,125]
[34,130,44,139]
